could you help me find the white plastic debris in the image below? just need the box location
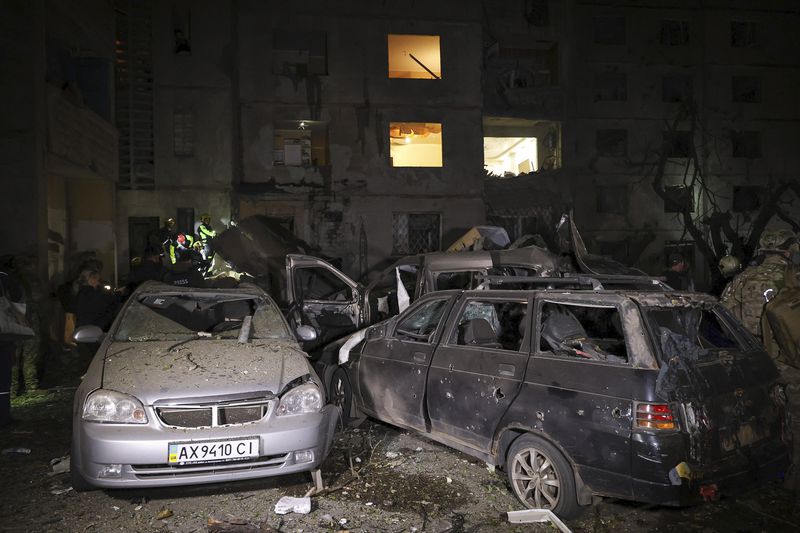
[274,496,311,515]
[338,328,367,364]
[51,486,73,495]
[49,456,70,476]
[446,476,453,484]
[506,509,572,533]
[385,451,400,459]
[339,518,348,526]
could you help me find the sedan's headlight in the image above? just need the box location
[82,389,148,424]
[276,383,322,416]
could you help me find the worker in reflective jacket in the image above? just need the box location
[196,213,216,260]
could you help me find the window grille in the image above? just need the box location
[392,213,441,255]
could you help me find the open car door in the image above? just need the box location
[285,254,364,351]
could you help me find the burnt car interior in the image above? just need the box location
[115,294,288,341]
[646,307,742,355]
[538,302,628,363]
[451,300,527,352]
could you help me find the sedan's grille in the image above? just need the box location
[154,396,274,428]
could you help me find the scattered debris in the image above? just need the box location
[207,514,279,532]
[446,477,453,483]
[50,486,73,495]
[156,507,173,520]
[505,509,572,533]
[384,451,400,459]
[274,496,311,515]
[112,506,120,511]
[2,447,31,455]
[49,455,70,476]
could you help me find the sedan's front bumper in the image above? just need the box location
[74,404,338,488]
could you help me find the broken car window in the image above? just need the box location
[115,295,290,341]
[644,306,744,356]
[538,302,628,363]
[451,300,527,352]
[294,267,353,302]
[394,298,449,343]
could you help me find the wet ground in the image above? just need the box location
[1,355,799,533]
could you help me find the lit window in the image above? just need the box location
[393,213,441,255]
[273,120,328,167]
[484,137,538,176]
[389,122,442,167]
[388,35,441,79]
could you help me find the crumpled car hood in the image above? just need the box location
[101,339,312,404]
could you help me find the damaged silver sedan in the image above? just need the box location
[70,282,337,490]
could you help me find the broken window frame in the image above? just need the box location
[447,298,529,353]
[534,300,630,365]
[392,212,441,256]
[387,34,442,80]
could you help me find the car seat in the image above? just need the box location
[458,318,502,349]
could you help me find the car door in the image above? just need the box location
[426,294,530,453]
[285,254,363,350]
[521,293,635,497]
[355,294,455,431]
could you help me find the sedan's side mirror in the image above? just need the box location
[73,325,105,344]
[295,325,317,342]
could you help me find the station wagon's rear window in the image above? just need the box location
[115,294,290,341]
[644,305,745,357]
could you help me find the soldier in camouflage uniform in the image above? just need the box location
[720,228,798,344]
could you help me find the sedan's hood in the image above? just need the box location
[101,339,312,405]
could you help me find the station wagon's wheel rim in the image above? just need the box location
[332,374,347,407]
[510,446,560,510]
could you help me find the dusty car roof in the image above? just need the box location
[443,287,720,306]
[385,246,563,272]
[134,280,266,295]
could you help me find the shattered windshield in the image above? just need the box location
[644,305,745,360]
[114,294,290,341]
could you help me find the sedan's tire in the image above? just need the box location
[506,434,580,519]
[328,367,364,428]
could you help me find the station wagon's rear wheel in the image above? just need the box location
[507,434,579,519]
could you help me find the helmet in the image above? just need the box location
[200,213,212,225]
[177,233,187,245]
[718,255,741,277]
[165,217,176,229]
[759,228,796,251]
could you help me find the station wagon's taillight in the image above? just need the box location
[636,403,676,430]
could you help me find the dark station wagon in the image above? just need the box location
[336,281,792,518]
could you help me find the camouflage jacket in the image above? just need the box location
[720,254,793,336]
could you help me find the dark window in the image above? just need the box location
[733,186,764,212]
[593,15,626,45]
[538,302,628,363]
[294,267,353,302]
[731,131,761,158]
[663,185,693,213]
[525,0,550,27]
[596,129,627,156]
[594,72,627,102]
[273,29,327,76]
[662,75,693,103]
[392,213,441,255]
[596,185,628,215]
[394,298,449,343]
[731,76,761,103]
[128,216,160,260]
[176,207,195,236]
[435,271,484,291]
[173,110,194,156]
[664,131,691,158]
[731,21,758,48]
[660,20,689,46]
[172,7,191,55]
[452,300,528,352]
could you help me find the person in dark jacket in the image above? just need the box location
[73,269,119,360]
[663,252,695,292]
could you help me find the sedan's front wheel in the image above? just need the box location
[328,367,363,428]
[506,434,579,519]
